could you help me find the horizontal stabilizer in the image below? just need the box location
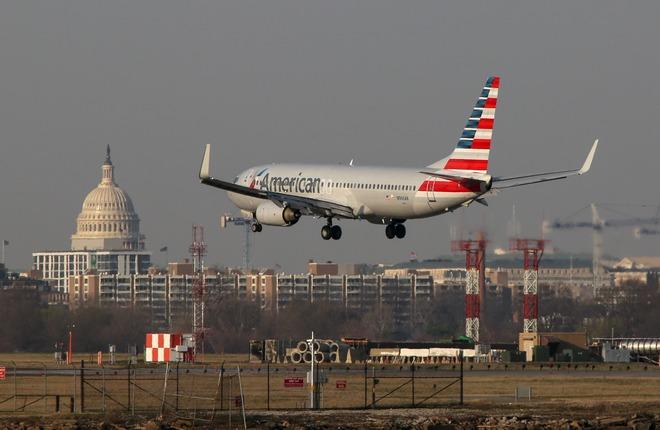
[492,139,598,189]
[419,168,491,183]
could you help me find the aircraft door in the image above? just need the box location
[426,178,437,203]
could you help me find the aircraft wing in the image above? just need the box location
[491,139,598,189]
[199,145,356,219]
[267,192,355,219]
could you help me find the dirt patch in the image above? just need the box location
[1,402,659,429]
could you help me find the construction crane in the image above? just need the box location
[633,205,660,238]
[635,227,660,238]
[545,203,660,298]
[219,213,253,272]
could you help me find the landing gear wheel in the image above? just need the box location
[394,223,406,239]
[385,224,396,239]
[251,223,263,233]
[321,225,332,240]
[331,225,342,240]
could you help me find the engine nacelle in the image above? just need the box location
[255,201,301,226]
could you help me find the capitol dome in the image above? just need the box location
[71,146,144,251]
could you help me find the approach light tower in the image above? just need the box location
[451,235,487,343]
[189,225,207,360]
[509,238,546,333]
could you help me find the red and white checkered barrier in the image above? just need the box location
[145,333,183,362]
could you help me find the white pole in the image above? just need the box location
[236,366,247,430]
[309,331,314,409]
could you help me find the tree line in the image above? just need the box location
[1,281,659,353]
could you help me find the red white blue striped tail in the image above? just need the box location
[428,76,499,173]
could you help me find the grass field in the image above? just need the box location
[1,356,659,416]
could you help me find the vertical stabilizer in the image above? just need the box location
[428,76,500,172]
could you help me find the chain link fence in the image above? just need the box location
[0,360,463,419]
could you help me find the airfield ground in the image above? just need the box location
[0,402,659,429]
[0,353,658,428]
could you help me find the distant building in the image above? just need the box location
[0,264,66,306]
[67,270,434,330]
[167,261,194,276]
[612,256,660,270]
[307,261,366,276]
[33,147,151,292]
[385,255,598,298]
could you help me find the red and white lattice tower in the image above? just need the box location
[509,239,546,333]
[451,236,487,343]
[189,225,207,360]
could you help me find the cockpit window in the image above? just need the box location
[233,176,239,183]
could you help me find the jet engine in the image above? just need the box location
[255,201,301,226]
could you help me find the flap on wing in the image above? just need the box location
[268,192,355,219]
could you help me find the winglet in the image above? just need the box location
[578,139,598,175]
[199,144,211,179]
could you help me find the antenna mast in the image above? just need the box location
[189,224,207,361]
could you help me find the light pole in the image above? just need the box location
[67,324,75,365]
[2,240,8,265]
[308,331,315,409]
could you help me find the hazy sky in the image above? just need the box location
[1,0,659,272]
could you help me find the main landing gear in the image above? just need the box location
[321,219,342,240]
[251,222,263,233]
[385,223,406,239]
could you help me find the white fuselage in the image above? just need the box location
[227,163,483,223]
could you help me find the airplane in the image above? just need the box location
[199,76,598,241]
